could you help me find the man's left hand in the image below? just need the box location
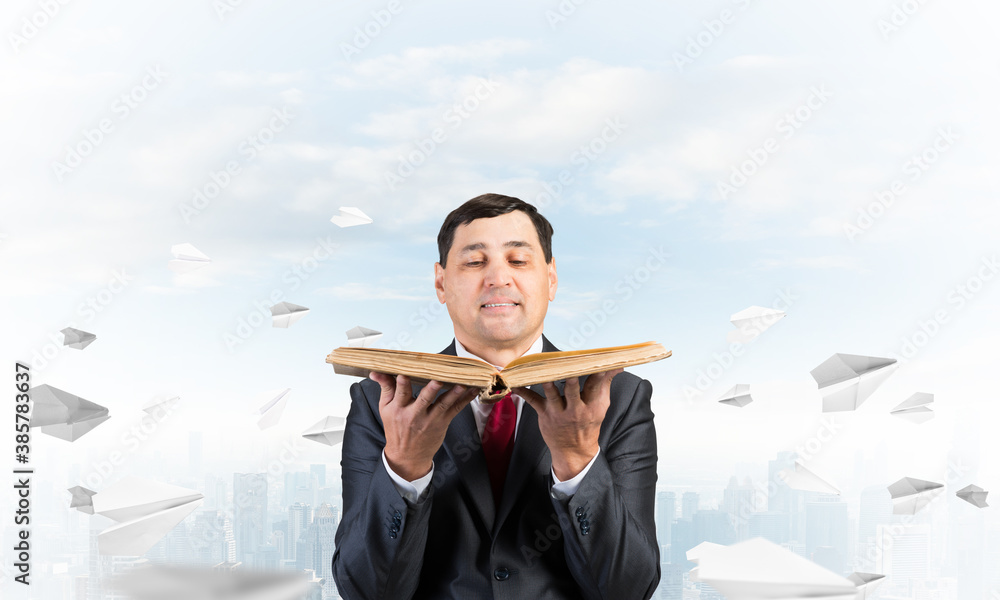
[512,368,624,481]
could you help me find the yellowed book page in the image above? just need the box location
[326,347,496,388]
[502,342,671,388]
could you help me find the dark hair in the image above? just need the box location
[437,194,554,267]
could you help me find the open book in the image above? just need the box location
[326,341,671,403]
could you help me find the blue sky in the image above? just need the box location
[2,0,1000,554]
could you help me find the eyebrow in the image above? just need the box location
[458,240,535,255]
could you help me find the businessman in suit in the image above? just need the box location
[332,194,659,599]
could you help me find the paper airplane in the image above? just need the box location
[270,301,310,328]
[302,416,346,446]
[330,206,373,228]
[890,392,934,424]
[688,537,857,599]
[779,461,840,495]
[728,306,786,344]
[169,243,211,273]
[255,388,291,429]
[717,384,753,408]
[687,541,725,566]
[112,565,312,600]
[346,325,382,347]
[810,353,897,412]
[142,395,180,414]
[42,414,112,442]
[73,476,203,555]
[67,486,97,514]
[848,572,885,599]
[29,384,110,441]
[61,327,97,350]
[956,484,989,508]
[888,477,944,515]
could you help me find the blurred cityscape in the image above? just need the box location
[5,432,998,600]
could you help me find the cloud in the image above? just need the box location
[314,282,432,301]
[751,255,862,272]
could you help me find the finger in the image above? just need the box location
[430,383,469,414]
[542,380,567,411]
[393,374,415,407]
[412,379,443,409]
[564,376,582,403]
[443,385,479,418]
[511,386,545,413]
[605,368,625,392]
[369,372,396,409]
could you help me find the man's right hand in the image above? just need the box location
[370,372,479,482]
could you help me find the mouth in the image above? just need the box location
[481,302,519,311]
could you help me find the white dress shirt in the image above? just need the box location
[381,333,600,504]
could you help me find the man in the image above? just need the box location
[332,194,659,599]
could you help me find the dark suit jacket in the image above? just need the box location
[332,334,660,599]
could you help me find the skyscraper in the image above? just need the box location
[656,491,676,560]
[233,473,268,566]
[310,464,326,488]
[878,523,930,595]
[723,476,756,541]
[681,491,699,520]
[287,502,312,562]
[805,497,848,575]
[304,503,339,599]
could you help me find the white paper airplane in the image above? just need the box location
[810,353,897,412]
[270,301,310,328]
[61,327,97,350]
[30,384,111,441]
[717,384,753,408]
[888,477,944,515]
[169,243,211,273]
[688,537,857,599]
[330,206,373,228]
[72,476,203,556]
[956,484,989,508]
[112,565,313,600]
[302,416,347,446]
[346,325,382,347]
[255,388,291,429]
[142,395,180,414]
[890,392,934,424]
[687,541,725,566]
[847,572,885,599]
[728,306,786,344]
[67,486,97,514]
[779,461,840,495]
[42,414,112,442]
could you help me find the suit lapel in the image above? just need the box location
[438,335,560,537]
[438,339,496,531]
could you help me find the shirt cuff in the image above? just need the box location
[382,449,434,504]
[550,448,601,500]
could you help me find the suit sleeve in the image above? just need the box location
[549,377,660,600]
[332,380,434,600]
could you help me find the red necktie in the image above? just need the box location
[482,392,516,508]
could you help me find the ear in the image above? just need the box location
[547,257,558,301]
[434,262,447,304]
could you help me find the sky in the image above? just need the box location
[2,0,1000,589]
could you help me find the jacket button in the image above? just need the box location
[575,507,584,517]
[389,531,397,539]
[493,568,510,581]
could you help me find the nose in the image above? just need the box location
[483,258,514,288]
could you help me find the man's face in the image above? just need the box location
[434,210,557,350]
